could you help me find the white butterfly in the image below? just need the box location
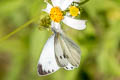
[37,31,81,76]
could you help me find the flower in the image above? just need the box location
[43,0,86,31]
[69,6,80,17]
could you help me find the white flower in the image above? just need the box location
[43,0,86,31]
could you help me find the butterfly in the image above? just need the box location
[37,31,81,76]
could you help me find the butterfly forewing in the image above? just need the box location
[38,35,60,76]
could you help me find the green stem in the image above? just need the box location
[0,16,39,43]
[79,0,89,5]
[74,0,89,5]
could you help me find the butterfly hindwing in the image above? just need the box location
[59,33,81,70]
[64,63,76,70]
[38,34,60,76]
[54,33,68,67]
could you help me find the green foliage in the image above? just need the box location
[0,0,120,80]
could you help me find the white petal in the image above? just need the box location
[42,2,53,13]
[51,21,62,33]
[61,0,74,11]
[51,0,63,7]
[74,0,80,2]
[62,16,87,30]
[38,34,60,76]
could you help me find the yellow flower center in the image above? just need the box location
[50,7,63,23]
[69,6,79,17]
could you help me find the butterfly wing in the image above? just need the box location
[54,33,68,67]
[37,34,60,76]
[59,33,81,70]
[64,63,75,70]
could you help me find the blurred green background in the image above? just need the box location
[0,0,120,80]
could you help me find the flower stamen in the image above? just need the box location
[69,6,79,17]
[50,7,63,23]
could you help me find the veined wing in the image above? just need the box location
[59,33,81,70]
[54,33,68,67]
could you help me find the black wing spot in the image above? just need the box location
[60,56,62,59]
[52,69,54,72]
[66,67,68,69]
[44,71,47,74]
[38,64,49,75]
[63,54,66,58]
[63,54,69,58]
[38,64,43,75]
[71,67,73,69]
[48,70,51,73]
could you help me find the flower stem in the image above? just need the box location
[79,0,89,5]
[0,16,39,43]
[74,0,89,5]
